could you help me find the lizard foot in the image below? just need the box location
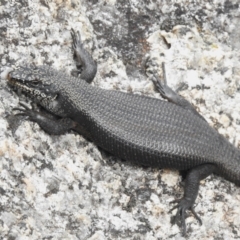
[152,73,173,100]
[13,102,38,121]
[71,29,82,52]
[169,198,202,236]
[71,29,84,71]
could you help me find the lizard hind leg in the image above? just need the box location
[169,163,216,235]
[152,63,205,120]
[70,29,97,83]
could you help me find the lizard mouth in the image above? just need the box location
[7,73,32,93]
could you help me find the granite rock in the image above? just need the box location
[0,0,240,239]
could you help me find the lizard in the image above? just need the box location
[6,29,240,235]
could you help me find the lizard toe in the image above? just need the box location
[170,198,201,236]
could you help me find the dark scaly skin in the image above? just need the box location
[6,30,240,235]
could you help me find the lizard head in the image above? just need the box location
[6,65,77,117]
[6,65,69,116]
[7,65,57,100]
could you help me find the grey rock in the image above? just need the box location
[0,0,240,239]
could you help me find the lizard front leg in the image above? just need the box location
[71,29,97,83]
[13,102,76,135]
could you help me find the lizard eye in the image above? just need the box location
[31,79,40,85]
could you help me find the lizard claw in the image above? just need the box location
[169,198,202,236]
[71,29,82,51]
[13,102,36,120]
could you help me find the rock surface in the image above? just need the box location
[0,0,240,239]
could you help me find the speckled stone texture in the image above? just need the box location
[0,0,240,239]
